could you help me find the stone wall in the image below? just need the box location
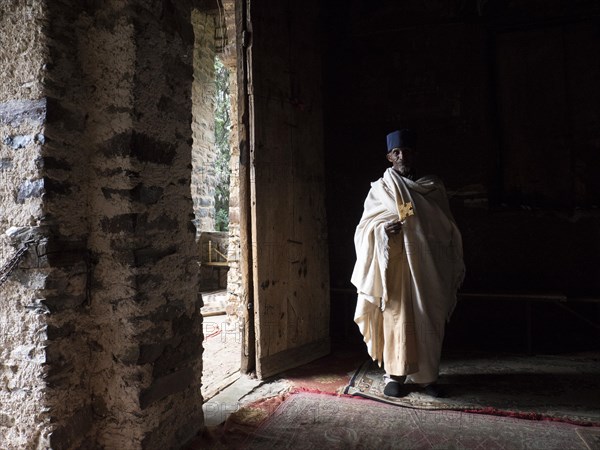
[221,0,245,324]
[1,1,208,448]
[0,3,51,448]
[191,10,218,234]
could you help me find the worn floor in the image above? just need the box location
[201,290,241,400]
[241,392,597,449]
[191,345,600,449]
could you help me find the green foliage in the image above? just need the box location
[214,57,231,232]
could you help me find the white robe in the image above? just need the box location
[351,168,465,384]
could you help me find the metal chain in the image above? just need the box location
[0,241,34,288]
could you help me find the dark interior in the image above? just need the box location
[322,0,600,353]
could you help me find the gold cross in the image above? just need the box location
[398,201,414,222]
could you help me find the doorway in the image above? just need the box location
[191,6,243,400]
[192,0,332,398]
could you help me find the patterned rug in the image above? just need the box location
[344,353,600,426]
[243,392,592,449]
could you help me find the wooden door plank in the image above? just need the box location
[236,0,255,374]
[248,0,330,379]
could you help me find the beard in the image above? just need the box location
[396,164,412,176]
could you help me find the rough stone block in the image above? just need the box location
[131,183,163,204]
[0,414,15,428]
[43,156,72,171]
[147,300,187,322]
[42,176,73,197]
[131,132,177,165]
[0,157,13,170]
[46,97,87,132]
[152,336,202,378]
[0,99,46,127]
[16,178,44,203]
[136,213,178,233]
[100,213,137,234]
[138,342,168,365]
[50,405,94,450]
[139,366,195,409]
[99,131,133,158]
[3,134,34,150]
[43,295,86,312]
[133,245,176,266]
[46,323,76,340]
[117,345,140,365]
[45,247,87,267]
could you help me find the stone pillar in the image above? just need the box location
[1,1,205,448]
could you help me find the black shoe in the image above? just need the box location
[423,384,444,398]
[383,381,407,398]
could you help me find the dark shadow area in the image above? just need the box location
[445,299,600,354]
[322,0,600,358]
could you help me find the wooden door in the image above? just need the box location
[245,0,330,378]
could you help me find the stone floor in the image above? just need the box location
[201,290,242,400]
[200,345,363,429]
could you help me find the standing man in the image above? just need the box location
[351,129,465,398]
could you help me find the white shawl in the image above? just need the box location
[351,168,465,380]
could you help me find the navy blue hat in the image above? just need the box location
[386,129,417,152]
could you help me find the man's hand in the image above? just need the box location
[384,220,402,236]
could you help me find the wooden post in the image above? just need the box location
[237,0,255,374]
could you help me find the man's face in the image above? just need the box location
[387,147,417,176]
